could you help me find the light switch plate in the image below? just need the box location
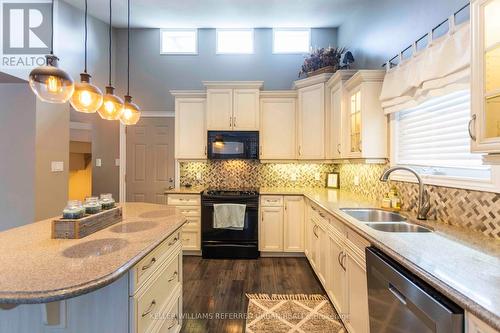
[290,173,297,182]
[96,158,102,167]
[51,161,64,172]
[115,159,120,167]
[354,175,360,186]
[196,172,202,180]
[314,172,321,181]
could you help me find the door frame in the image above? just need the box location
[119,111,175,203]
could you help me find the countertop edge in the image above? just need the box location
[298,191,500,330]
[0,221,186,305]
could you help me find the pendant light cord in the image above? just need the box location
[127,0,130,95]
[50,0,54,55]
[84,0,88,73]
[108,0,112,86]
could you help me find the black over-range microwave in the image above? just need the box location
[207,131,259,160]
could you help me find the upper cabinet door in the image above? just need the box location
[233,89,260,130]
[206,89,233,130]
[297,83,325,159]
[260,97,297,159]
[329,87,344,159]
[471,0,500,153]
[175,98,206,159]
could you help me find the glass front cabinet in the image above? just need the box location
[471,0,500,155]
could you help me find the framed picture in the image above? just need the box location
[326,172,340,189]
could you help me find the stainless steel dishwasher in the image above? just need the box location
[366,247,464,333]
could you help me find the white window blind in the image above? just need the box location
[395,90,489,178]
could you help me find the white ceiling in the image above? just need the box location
[62,0,361,29]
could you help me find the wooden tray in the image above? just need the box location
[52,206,123,239]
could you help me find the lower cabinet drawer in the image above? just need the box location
[176,206,200,217]
[183,216,200,230]
[131,230,181,293]
[167,194,200,206]
[156,287,182,333]
[131,251,182,333]
[182,228,200,251]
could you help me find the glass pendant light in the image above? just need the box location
[98,0,124,120]
[120,0,141,126]
[29,0,74,103]
[70,0,103,113]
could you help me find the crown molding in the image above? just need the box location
[169,90,206,98]
[293,73,333,89]
[326,70,357,89]
[260,90,298,98]
[202,81,264,89]
[344,70,386,91]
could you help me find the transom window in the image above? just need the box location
[161,29,198,54]
[216,29,254,54]
[273,28,310,53]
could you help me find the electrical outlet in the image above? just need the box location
[290,173,297,182]
[354,175,360,186]
[95,159,102,167]
[196,172,202,180]
[314,172,321,181]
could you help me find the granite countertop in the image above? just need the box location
[260,187,500,330]
[164,186,205,195]
[0,203,186,304]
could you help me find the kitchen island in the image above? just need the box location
[0,202,186,333]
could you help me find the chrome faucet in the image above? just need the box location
[379,166,431,220]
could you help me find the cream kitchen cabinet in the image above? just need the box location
[471,0,500,156]
[283,196,304,251]
[260,195,304,253]
[294,74,332,160]
[167,194,201,252]
[260,206,284,252]
[326,70,356,159]
[204,82,263,131]
[344,70,387,159]
[260,92,297,160]
[304,198,371,333]
[172,92,207,160]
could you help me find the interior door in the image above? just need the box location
[126,117,175,204]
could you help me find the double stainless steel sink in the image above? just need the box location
[340,208,432,233]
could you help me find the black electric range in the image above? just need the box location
[201,188,259,259]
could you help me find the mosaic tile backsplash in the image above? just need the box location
[338,163,500,240]
[180,161,499,239]
[179,161,337,189]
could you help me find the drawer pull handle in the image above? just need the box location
[168,271,178,282]
[167,315,178,329]
[141,300,156,317]
[168,237,178,246]
[141,257,156,271]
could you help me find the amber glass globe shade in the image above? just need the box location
[120,95,141,125]
[97,86,124,120]
[70,73,103,113]
[29,55,74,103]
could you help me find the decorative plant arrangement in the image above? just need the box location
[299,47,354,78]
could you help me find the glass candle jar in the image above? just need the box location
[84,197,102,215]
[62,200,85,219]
[100,193,116,210]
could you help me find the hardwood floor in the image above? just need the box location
[181,256,326,333]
